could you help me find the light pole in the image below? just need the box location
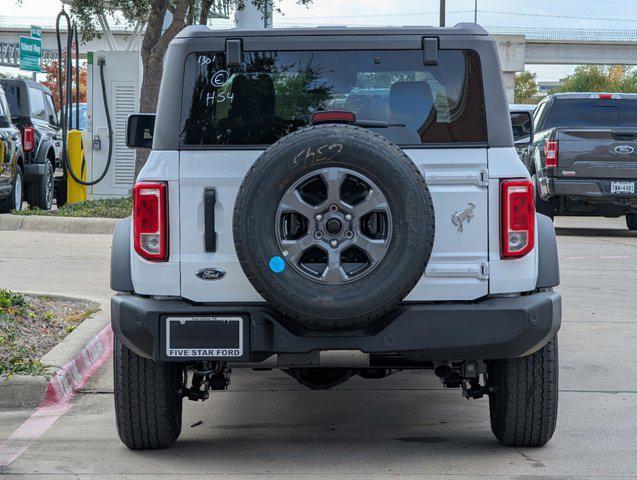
[440,0,446,27]
[474,0,478,23]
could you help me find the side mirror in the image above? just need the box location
[126,114,155,149]
[510,111,534,146]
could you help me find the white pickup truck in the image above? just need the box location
[112,23,561,450]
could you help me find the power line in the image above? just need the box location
[282,10,474,20]
[478,10,637,23]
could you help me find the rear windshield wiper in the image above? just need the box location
[354,120,406,128]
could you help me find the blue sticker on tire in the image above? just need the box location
[269,256,285,273]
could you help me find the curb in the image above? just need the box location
[0,214,117,234]
[0,299,113,409]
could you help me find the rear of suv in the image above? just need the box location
[0,79,60,210]
[112,24,561,450]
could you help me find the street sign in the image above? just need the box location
[30,25,42,39]
[19,36,41,72]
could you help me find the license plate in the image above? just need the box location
[166,316,243,357]
[610,181,635,194]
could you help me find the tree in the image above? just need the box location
[41,61,87,109]
[67,0,313,177]
[514,71,537,104]
[551,65,637,94]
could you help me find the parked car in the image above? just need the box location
[58,102,88,131]
[525,92,637,228]
[0,84,25,212]
[0,79,61,210]
[114,24,561,450]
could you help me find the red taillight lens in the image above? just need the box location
[501,179,535,258]
[133,182,167,261]
[311,110,356,124]
[544,140,558,168]
[23,127,34,152]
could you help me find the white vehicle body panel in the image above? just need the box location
[130,147,538,301]
[176,148,490,303]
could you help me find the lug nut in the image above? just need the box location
[330,239,339,248]
[345,213,353,221]
[329,204,338,212]
[315,231,324,239]
[345,231,354,239]
[315,214,323,221]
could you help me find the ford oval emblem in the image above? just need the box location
[613,145,635,155]
[196,268,226,281]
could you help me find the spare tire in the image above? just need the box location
[233,124,434,330]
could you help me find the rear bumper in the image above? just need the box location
[111,291,561,363]
[546,178,637,201]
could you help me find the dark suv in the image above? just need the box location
[0,79,60,210]
[0,84,24,213]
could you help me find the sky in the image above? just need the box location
[1,0,637,80]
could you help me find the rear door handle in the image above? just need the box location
[203,188,217,252]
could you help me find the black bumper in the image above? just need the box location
[547,178,637,201]
[111,291,561,363]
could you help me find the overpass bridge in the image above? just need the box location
[0,16,635,101]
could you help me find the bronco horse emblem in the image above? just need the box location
[451,203,476,232]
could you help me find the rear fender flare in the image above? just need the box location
[111,217,134,293]
[535,213,560,289]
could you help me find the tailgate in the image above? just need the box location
[557,128,637,179]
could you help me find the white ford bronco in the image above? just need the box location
[113,23,561,450]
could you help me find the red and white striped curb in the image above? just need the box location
[0,324,113,468]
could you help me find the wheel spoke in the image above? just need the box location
[319,168,346,207]
[280,234,315,266]
[355,235,389,264]
[322,248,348,284]
[350,189,389,217]
[279,189,319,220]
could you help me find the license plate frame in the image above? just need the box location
[610,181,635,194]
[166,316,243,358]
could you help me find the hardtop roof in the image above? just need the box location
[175,22,488,40]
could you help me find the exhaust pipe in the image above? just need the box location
[433,361,453,378]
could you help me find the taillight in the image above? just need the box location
[544,140,558,168]
[594,93,621,100]
[501,179,535,259]
[23,127,34,152]
[133,182,167,261]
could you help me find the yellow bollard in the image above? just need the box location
[66,130,87,204]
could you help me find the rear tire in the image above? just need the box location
[114,337,183,450]
[626,214,637,231]
[487,337,558,447]
[26,161,54,210]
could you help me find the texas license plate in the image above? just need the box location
[166,316,243,357]
[610,181,635,194]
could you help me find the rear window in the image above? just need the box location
[2,84,21,117]
[180,49,486,147]
[544,98,637,129]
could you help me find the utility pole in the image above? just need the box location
[440,0,446,27]
[474,0,478,23]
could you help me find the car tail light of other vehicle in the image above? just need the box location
[501,179,535,259]
[133,182,167,261]
[23,127,34,152]
[544,140,558,168]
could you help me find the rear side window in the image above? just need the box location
[180,49,487,147]
[544,98,637,129]
[2,85,21,117]
[28,87,46,120]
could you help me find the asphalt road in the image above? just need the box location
[1,216,636,479]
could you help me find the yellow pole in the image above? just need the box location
[66,130,86,203]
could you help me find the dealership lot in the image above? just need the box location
[0,216,636,478]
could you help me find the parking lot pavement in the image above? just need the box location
[0,230,112,301]
[1,217,636,478]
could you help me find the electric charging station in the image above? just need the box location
[85,50,142,198]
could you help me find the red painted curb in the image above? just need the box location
[0,324,114,468]
[42,324,114,405]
